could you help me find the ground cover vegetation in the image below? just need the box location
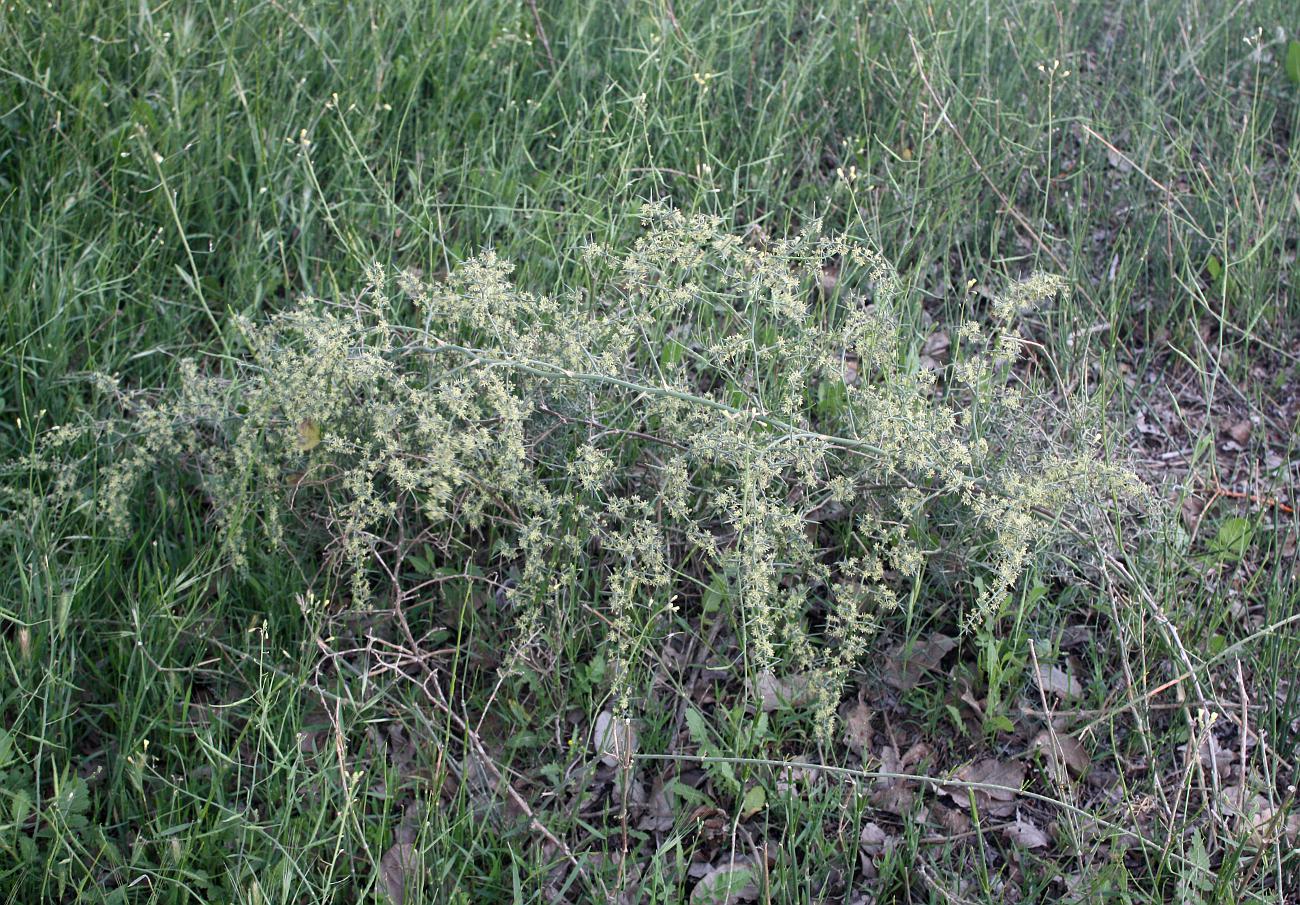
[1,1,1298,902]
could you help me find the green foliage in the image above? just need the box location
[685,707,742,796]
[0,730,106,901]
[2,0,1296,899]
[1207,516,1254,562]
[31,207,1137,740]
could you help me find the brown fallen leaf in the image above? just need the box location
[1034,661,1083,699]
[842,355,861,387]
[900,741,931,769]
[1058,625,1093,649]
[298,727,329,756]
[817,259,841,297]
[1003,815,1050,849]
[930,802,972,835]
[1226,418,1252,445]
[958,681,987,721]
[919,331,952,371]
[1134,409,1160,436]
[871,746,918,815]
[1222,784,1296,847]
[1181,731,1232,780]
[458,746,528,827]
[751,671,818,711]
[883,634,957,690]
[773,757,819,799]
[379,842,417,905]
[878,744,902,774]
[840,701,874,755]
[1181,494,1207,531]
[637,775,676,832]
[295,418,322,452]
[859,821,889,853]
[871,781,916,815]
[1030,730,1089,784]
[947,759,1025,817]
[691,860,760,904]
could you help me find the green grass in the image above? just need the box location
[2,0,1298,902]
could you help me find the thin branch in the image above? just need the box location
[908,35,1092,305]
[525,0,556,69]
[384,659,599,895]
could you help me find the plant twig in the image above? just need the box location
[908,35,1085,303]
[386,660,598,894]
[633,752,1240,889]
[1077,123,1208,242]
[1201,481,1295,516]
[525,0,556,69]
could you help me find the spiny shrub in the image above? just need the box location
[25,202,1138,736]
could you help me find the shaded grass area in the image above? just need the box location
[1,1,1297,902]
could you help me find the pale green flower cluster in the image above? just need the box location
[28,202,1138,738]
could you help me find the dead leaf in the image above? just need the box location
[298,728,328,755]
[900,741,931,769]
[871,746,917,815]
[691,861,760,904]
[806,499,848,523]
[948,759,1025,817]
[461,748,507,825]
[593,711,639,767]
[1225,418,1252,445]
[379,842,417,905]
[931,802,972,835]
[638,776,677,832]
[870,782,915,815]
[840,701,873,755]
[1030,730,1088,784]
[817,260,841,296]
[1134,409,1160,436]
[1221,784,1298,846]
[1034,661,1083,699]
[919,331,951,370]
[1181,494,1207,531]
[958,682,987,719]
[751,671,817,711]
[859,822,889,854]
[774,757,818,798]
[1059,625,1093,648]
[842,355,861,386]
[883,634,957,690]
[1003,815,1050,849]
[857,822,890,879]
[1106,147,1133,173]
